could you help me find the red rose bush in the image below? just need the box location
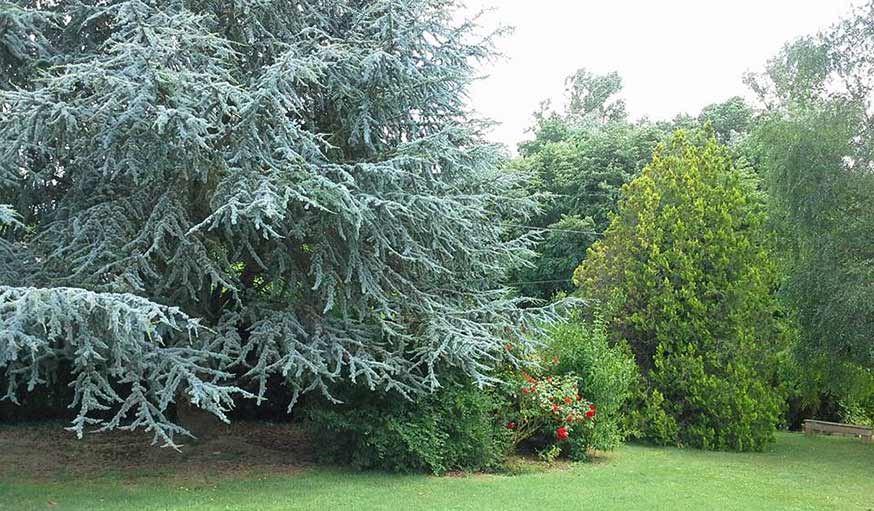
[505,369,596,460]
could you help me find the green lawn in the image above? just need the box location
[1,432,872,511]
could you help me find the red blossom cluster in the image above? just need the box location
[507,369,596,445]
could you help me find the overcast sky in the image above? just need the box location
[465,0,863,152]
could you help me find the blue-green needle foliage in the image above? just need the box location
[0,0,557,447]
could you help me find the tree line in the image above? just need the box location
[0,0,871,459]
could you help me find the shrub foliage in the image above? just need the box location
[504,370,596,461]
[541,314,639,453]
[575,131,786,451]
[305,382,510,474]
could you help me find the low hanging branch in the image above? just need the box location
[0,286,249,448]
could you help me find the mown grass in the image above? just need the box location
[1,432,872,511]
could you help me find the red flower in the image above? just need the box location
[552,404,560,413]
[521,388,529,395]
[505,345,513,351]
[566,415,575,423]
[556,426,569,440]
[586,409,595,419]
[506,420,516,430]
[564,396,573,405]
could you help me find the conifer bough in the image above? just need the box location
[0,0,557,447]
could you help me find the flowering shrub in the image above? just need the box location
[505,368,596,460]
[542,316,639,454]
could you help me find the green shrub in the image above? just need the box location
[540,315,639,455]
[775,347,873,430]
[575,131,788,451]
[304,383,510,474]
[837,371,874,427]
[644,343,783,450]
[839,395,874,427]
[630,389,679,445]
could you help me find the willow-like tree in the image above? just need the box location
[0,0,556,447]
[747,1,874,385]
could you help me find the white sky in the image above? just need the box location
[465,0,863,152]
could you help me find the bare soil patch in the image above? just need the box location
[0,421,312,482]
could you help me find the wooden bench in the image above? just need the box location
[803,419,874,443]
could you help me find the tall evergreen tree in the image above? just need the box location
[0,0,556,446]
[575,131,786,450]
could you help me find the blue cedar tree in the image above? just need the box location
[0,0,559,447]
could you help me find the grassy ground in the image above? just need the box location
[1,427,872,511]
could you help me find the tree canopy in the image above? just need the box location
[507,68,757,300]
[0,0,558,446]
[748,1,874,378]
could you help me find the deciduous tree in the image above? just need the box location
[748,1,874,379]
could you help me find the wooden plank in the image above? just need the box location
[804,423,872,435]
[816,424,870,435]
[802,419,874,440]
[803,419,874,430]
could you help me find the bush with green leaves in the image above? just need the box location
[540,314,639,453]
[639,343,784,450]
[304,382,511,475]
[575,130,787,451]
[839,393,874,428]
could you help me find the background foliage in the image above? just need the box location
[744,1,874,425]
[507,68,758,301]
[748,2,874,380]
